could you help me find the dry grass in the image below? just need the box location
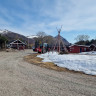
[24,53,88,75]
[24,53,96,77]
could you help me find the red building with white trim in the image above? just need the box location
[10,39,26,50]
[69,44,90,53]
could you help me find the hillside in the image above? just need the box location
[0,30,34,44]
[0,30,70,47]
[55,35,70,46]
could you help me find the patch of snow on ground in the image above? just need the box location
[79,51,96,55]
[37,51,96,75]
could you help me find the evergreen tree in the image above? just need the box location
[0,34,8,49]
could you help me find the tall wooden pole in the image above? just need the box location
[58,31,60,53]
[28,38,29,49]
[56,25,62,53]
[5,41,6,49]
[27,36,29,49]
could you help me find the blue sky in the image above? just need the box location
[0,0,96,43]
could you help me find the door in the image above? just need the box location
[80,48,82,53]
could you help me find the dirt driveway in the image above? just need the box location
[0,49,96,96]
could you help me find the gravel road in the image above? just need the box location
[0,49,96,96]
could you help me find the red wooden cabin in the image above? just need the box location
[69,45,89,53]
[10,39,26,50]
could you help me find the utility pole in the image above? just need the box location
[27,36,29,49]
[5,41,6,49]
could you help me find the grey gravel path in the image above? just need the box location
[0,49,96,96]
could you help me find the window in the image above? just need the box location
[84,48,86,51]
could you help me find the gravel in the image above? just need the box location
[0,49,96,96]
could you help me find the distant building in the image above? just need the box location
[68,44,96,53]
[9,39,26,50]
[89,44,96,51]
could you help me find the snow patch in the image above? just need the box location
[37,51,96,75]
[0,29,9,34]
[27,35,38,39]
[79,51,96,55]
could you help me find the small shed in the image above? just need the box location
[89,44,96,51]
[69,44,89,53]
[10,39,26,50]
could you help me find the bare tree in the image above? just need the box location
[75,35,90,42]
[43,35,55,46]
[37,32,46,38]
[36,32,46,44]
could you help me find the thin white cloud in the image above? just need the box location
[44,0,96,32]
[0,0,96,37]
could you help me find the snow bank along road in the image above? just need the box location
[37,52,96,75]
[0,50,96,96]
